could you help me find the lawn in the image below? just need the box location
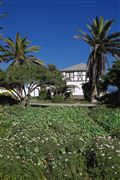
[0,106,120,179]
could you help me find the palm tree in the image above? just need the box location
[0,32,44,99]
[0,32,44,66]
[75,16,120,103]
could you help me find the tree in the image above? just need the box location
[75,16,120,103]
[0,32,44,66]
[46,64,65,88]
[103,60,120,105]
[1,63,65,106]
[0,63,47,106]
[0,33,44,99]
[40,64,65,100]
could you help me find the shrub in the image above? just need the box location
[86,136,120,180]
[82,82,91,102]
[52,94,64,103]
[0,93,19,105]
[37,91,48,101]
[99,91,119,106]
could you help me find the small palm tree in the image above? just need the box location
[0,32,44,66]
[75,16,120,103]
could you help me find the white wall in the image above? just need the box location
[62,70,87,96]
[66,81,84,96]
[22,85,40,97]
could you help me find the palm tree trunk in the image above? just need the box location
[91,83,97,103]
[90,47,98,104]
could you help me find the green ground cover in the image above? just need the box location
[0,106,120,179]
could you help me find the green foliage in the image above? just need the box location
[5,63,46,84]
[86,136,120,179]
[105,60,120,87]
[88,106,120,139]
[99,91,119,106]
[46,64,65,88]
[37,90,47,101]
[52,94,64,103]
[82,82,91,102]
[0,106,120,179]
[101,60,120,106]
[76,16,120,102]
[0,63,48,102]
[0,106,107,179]
[0,93,19,105]
[0,32,43,65]
[1,63,64,101]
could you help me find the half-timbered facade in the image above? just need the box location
[61,63,87,96]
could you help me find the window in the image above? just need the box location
[70,72,74,78]
[66,72,69,78]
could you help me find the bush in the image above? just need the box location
[99,91,119,106]
[82,82,91,102]
[0,93,19,105]
[52,94,64,103]
[37,91,46,101]
[86,136,120,179]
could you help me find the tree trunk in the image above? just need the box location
[19,96,30,107]
[90,49,98,104]
[91,83,97,104]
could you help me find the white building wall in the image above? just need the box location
[66,81,84,96]
[62,70,87,96]
[30,88,40,97]
[22,85,40,97]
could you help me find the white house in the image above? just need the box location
[61,63,87,96]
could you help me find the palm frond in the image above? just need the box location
[95,16,99,26]
[98,16,104,34]
[30,58,44,65]
[4,38,15,51]
[100,20,114,39]
[107,32,120,39]
[25,46,40,53]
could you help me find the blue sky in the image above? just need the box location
[1,0,120,70]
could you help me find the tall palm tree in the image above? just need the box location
[75,16,120,103]
[0,32,44,66]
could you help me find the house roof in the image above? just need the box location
[61,63,87,72]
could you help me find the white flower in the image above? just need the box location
[101,153,105,156]
[65,159,68,162]
[111,146,114,150]
[16,156,20,159]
